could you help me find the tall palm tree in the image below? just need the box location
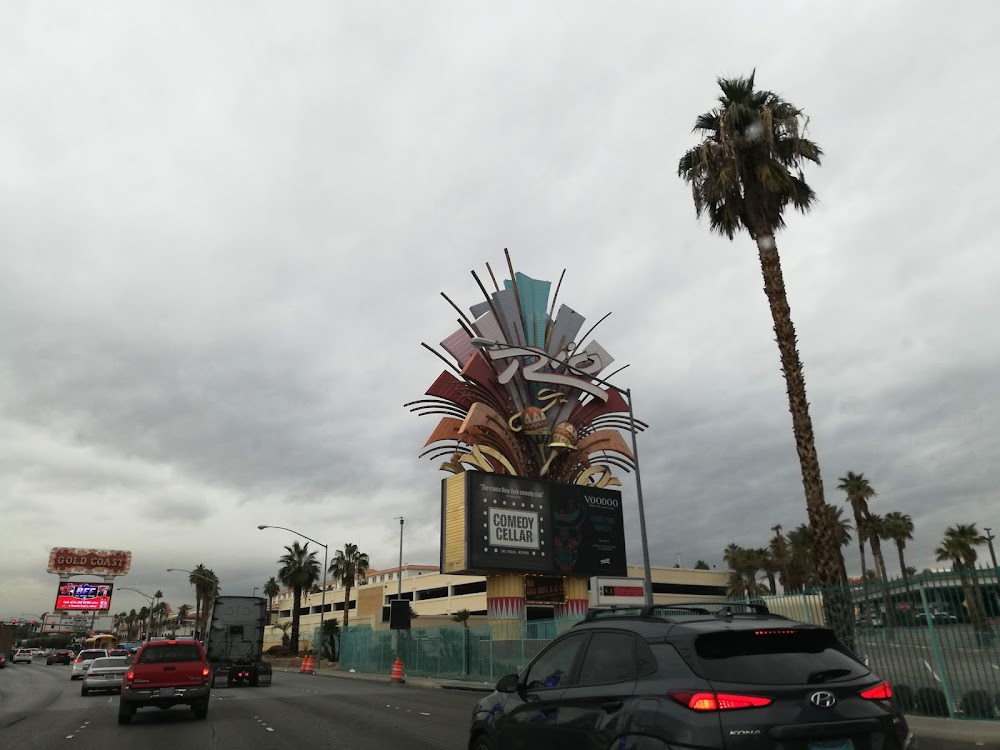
[263,576,281,625]
[329,543,370,631]
[865,514,890,582]
[882,511,915,586]
[756,547,779,594]
[838,472,877,580]
[277,541,320,654]
[138,607,150,639]
[936,524,991,635]
[678,73,841,588]
[177,604,192,635]
[189,564,211,638]
[152,590,164,637]
[769,524,789,594]
[126,609,138,641]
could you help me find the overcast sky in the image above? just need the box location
[2,1,998,620]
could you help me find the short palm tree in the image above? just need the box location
[678,73,841,587]
[882,511,915,585]
[329,543,370,631]
[271,620,292,648]
[263,576,281,625]
[177,604,192,635]
[277,541,320,653]
[450,609,472,675]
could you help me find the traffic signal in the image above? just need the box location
[141,631,147,639]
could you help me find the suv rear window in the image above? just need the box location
[693,628,868,685]
[137,644,202,663]
[79,650,106,660]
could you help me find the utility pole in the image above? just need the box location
[984,527,998,570]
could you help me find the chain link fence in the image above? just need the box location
[338,568,1000,720]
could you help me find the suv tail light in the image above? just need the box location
[202,667,210,677]
[126,670,135,682]
[670,691,773,711]
[860,682,892,700]
[74,657,84,663]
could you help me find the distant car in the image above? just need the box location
[108,648,131,658]
[119,640,212,724]
[13,649,33,664]
[81,656,129,696]
[71,649,109,680]
[47,649,74,665]
[916,612,958,626]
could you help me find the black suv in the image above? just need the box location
[469,603,913,750]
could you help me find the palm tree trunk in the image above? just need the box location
[290,585,301,654]
[765,572,777,594]
[966,566,993,635]
[343,585,351,631]
[897,542,911,592]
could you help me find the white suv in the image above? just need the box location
[71,649,109,680]
[13,648,33,664]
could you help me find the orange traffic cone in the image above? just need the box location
[389,657,405,684]
[300,655,315,674]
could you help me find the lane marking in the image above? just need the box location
[991,664,999,671]
[266,727,275,732]
[922,660,943,683]
[420,712,431,716]
[66,736,74,740]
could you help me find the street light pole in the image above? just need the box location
[258,525,328,668]
[470,337,654,606]
[984,528,998,570]
[397,517,405,602]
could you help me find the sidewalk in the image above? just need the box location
[288,667,1000,744]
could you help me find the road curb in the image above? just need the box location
[904,715,1000,743]
[290,667,493,692]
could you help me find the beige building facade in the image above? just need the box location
[264,563,727,647]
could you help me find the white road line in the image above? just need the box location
[266,728,275,732]
[66,736,74,740]
[419,712,431,716]
[992,664,999,671]
[922,660,943,683]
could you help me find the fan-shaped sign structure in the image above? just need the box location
[409,254,645,488]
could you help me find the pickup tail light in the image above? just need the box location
[126,670,135,683]
[860,682,893,700]
[669,691,773,711]
[202,668,211,677]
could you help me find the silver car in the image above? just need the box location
[71,649,109,680]
[81,656,129,696]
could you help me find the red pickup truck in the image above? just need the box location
[119,639,212,724]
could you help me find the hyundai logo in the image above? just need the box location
[810,690,837,708]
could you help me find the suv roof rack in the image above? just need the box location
[583,600,775,622]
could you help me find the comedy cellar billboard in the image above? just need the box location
[441,471,627,577]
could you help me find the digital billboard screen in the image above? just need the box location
[442,471,627,576]
[54,581,114,611]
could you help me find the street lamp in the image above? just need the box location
[252,587,260,597]
[120,588,155,642]
[470,336,654,606]
[984,527,998,570]
[258,525,328,667]
[166,569,219,640]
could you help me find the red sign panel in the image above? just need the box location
[602,585,644,597]
[54,581,114,611]
[47,548,131,576]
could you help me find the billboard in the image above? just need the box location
[442,471,627,576]
[54,581,114,611]
[47,548,132,576]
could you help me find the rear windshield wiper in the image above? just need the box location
[807,668,852,684]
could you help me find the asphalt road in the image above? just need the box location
[0,660,992,749]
